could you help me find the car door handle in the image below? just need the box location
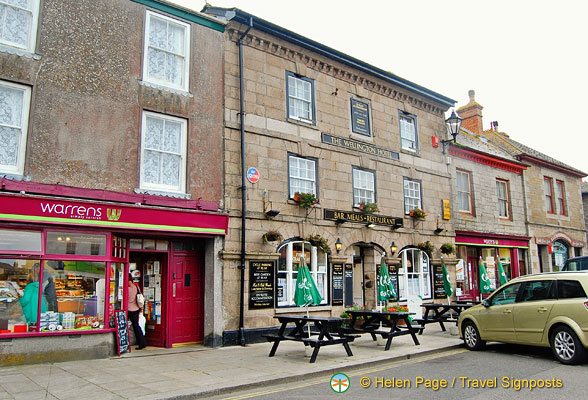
[502,309,512,314]
[537,307,548,313]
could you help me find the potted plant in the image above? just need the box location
[359,202,380,214]
[262,231,283,243]
[440,243,455,255]
[340,303,366,328]
[293,192,319,209]
[384,305,411,325]
[306,234,330,254]
[416,241,434,257]
[409,207,426,220]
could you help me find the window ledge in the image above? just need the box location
[134,188,191,199]
[350,132,374,142]
[0,45,42,60]
[275,305,332,313]
[139,80,193,97]
[286,117,317,128]
[400,148,420,157]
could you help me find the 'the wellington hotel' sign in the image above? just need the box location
[324,209,403,228]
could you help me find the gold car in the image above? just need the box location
[458,272,588,364]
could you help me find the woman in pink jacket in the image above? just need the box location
[128,274,147,350]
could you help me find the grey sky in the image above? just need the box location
[172,0,588,179]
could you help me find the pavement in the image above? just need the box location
[0,325,463,399]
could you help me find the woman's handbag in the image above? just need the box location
[138,313,146,334]
[136,287,145,308]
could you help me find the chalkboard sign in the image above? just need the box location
[332,263,343,305]
[344,264,353,307]
[351,99,370,136]
[115,310,130,356]
[249,261,275,309]
[433,264,446,299]
[388,264,399,301]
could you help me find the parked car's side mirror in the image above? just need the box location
[482,299,491,307]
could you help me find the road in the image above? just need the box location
[209,343,588,399]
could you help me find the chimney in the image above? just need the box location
[456,90,483,134]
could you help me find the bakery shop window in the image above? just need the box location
[0,259,42,334]
[46,232,106,256]
[44,260,106,331]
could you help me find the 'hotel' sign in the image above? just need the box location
[321,133,399,160]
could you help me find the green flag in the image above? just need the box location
[497,261,508,286]
[378,261,396,301]
[442,264,453,297]
[479,262,493,294]
[293,265,322,306]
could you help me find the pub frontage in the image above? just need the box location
[0,181,228,365]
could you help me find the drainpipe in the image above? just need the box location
[238,17,253,346]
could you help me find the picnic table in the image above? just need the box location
[417,302,478,333]
[262,315,356,363]
[342,310,420,350]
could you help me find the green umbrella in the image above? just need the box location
[293,265,322,307]
[442,264,453,297]
[378,261,396,302]
[497,261,508,286]
[479,262,493,294]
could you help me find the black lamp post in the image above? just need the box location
[442,110,463,154]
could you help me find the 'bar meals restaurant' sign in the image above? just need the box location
[324,209,403,228]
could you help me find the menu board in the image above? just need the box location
[332,263,343,305]
[388,264,399,301]
[433,264,446,299]
[249,261,275,309]
[344,264,353,307]
[115,310,130,356]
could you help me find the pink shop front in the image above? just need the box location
[0,190,227,365]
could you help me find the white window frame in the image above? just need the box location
[139,111,187,194]
[496,179,510,218]
[398,248,431,301]
[277,241,328,307]
[403,178,422,215]
[352,167,375,207]
[286,72,314,123]
[142,10,190,92]
[457,170,473,214]
[0,0,39,53]
[400,113,418,152]
[288,154,316,198]
[0,80,31,175]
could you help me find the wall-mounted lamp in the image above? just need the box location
[434,228,444,234]
[263,197,280,219]
[366,222,376,228]
[391,218,403,230]
[390,241,397,256]
[335,238,342,254]
[442,110,463,154]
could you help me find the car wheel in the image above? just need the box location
[551,326,587,365]
[462,321,485,351]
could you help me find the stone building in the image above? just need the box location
[582,182,588,236]
[0,0,228,364]
[202,6,459,344]
[449,91,531,301]
[458,92,586,275]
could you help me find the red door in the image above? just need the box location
[170,254,204,345]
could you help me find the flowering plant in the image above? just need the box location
[262,231,283,243]
[360,202,380,213]
[385,305,408,313]
[340,303,367,321]
[294,192,319,209]
[416,241,434,257]
[409,207,426,220]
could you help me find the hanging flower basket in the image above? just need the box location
[262,231,283,243]
[416,241,434,257]
[294,192,319,209]
[306,234,330,254]
[409,207,426,220]
[440,243,455,255]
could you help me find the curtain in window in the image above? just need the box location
[144,116,182,187]
[403,179,421,214]
[0,1,33,48]
[289,156,315,196]
[353,169,374,205]
[147,15,185,87]
[288,76,312,120]
[457,172,471,212]
[400,115,416,150]
[0,84,24,167]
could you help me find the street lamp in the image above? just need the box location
[442,110,463,154]
[335,238,343,254]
